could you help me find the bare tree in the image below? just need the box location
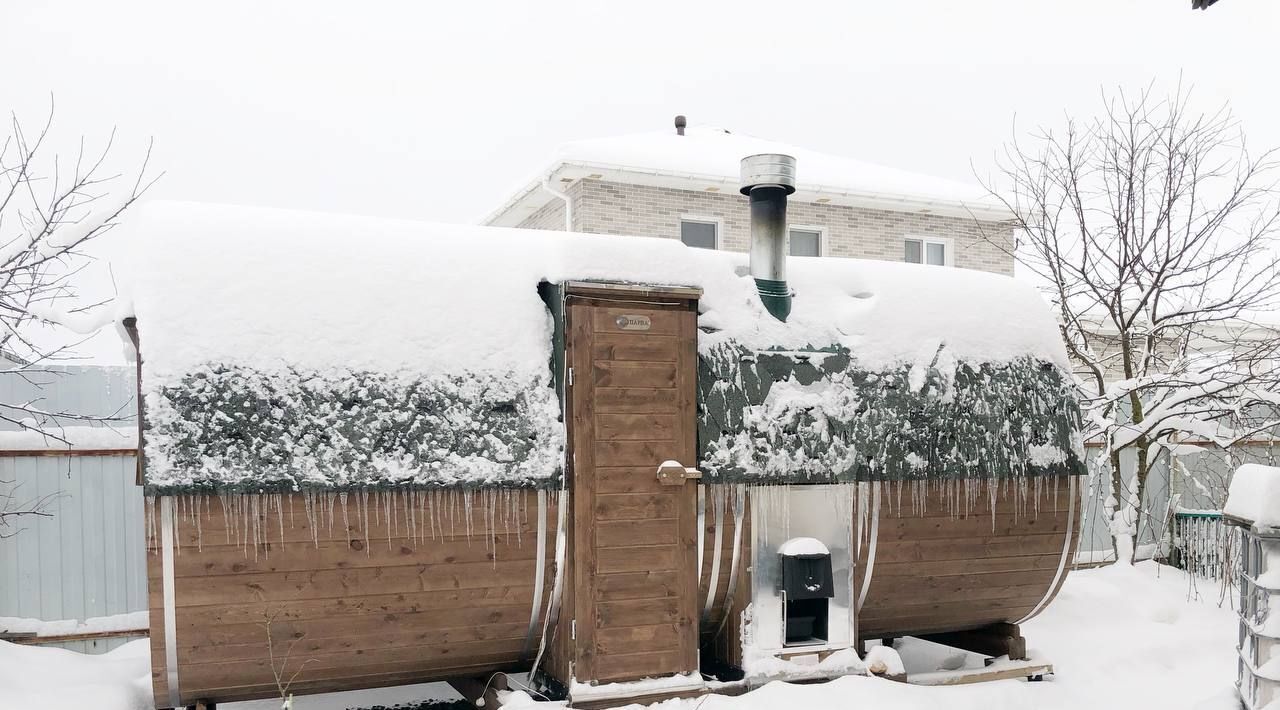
[259,606,317,710]
[0,99,158,533]
[982,84,1280,563]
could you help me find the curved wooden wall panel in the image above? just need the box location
[146,491,558,708]
[856,476,1080,639]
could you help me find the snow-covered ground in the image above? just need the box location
[0,562,1239,710]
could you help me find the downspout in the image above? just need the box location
[541,176,574,232]
[740,154,797,322]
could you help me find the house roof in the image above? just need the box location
[120,201,1069,493]
[485,125,1013,226]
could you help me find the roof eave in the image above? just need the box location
[484,160,1015,227]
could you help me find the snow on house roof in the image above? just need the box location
[120,201,1067,492]
[485,125,1012,226]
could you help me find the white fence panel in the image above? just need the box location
[0,364,144,654]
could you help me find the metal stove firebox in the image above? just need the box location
[780,543,835,645]
[750,485,855,658]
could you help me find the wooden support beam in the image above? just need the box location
[919,622,1027,661]
[908,660,1054,686]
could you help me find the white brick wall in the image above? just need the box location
[514,178,1015,275]
[516,194,568,231]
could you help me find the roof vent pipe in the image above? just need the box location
[740,153,796,322]
[675,115,687,136]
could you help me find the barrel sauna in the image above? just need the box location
[145,491,559,706]
[125,198,1083,706]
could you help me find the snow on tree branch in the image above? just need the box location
[978,82,1280,561]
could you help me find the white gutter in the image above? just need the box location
[540,176,573,232]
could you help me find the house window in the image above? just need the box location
[789,228,822,257]
[904,237,952,266]
[680,218,718,250]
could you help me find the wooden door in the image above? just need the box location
[565,286,700,684]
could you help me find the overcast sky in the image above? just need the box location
[5,0,1280,227]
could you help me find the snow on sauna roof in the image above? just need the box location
[119,201,1067,492]
[485,125,1012,226]
[122,201,1065,379]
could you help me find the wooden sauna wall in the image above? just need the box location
[147,490,557,707]
[856,475,1080,639]
[705,477,1081,667]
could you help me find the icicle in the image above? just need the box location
[385,489,394,551]
[340,492,351,541]
[463,488,474,542]
[193,496,204,552]
[275,493,285,551]
[403,490,415,548]
[359,489,371,556]
[145,497,156,554]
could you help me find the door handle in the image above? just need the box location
[656,460,702,486]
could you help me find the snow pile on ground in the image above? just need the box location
[0,639,152,710]
[614,562,1239,710]
[1014,561,1239,710]
[555,125,1004,214]
[2,562,1241,710]
[1225,464,1280,528]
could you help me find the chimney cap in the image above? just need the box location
[740,153,797,195]
[674,115,687,136]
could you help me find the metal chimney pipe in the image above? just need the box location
[674,115,687,135]
[740,153,796,322]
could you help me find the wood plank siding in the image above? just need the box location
[559,289,701,685]
[854,476,1079,639]
[146,490,557,707]
[706,476,1080,666]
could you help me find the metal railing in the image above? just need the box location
[1170,511,1240,590]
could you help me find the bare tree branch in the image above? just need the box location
[0,99,159,532]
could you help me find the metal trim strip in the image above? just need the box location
[160,496,181,709]
[714,485,747,635]
[522,490,549,660]
[696,485,706,585]
[530,487,569,678]
[1017,476,1077,624]
[856,482,880,612]
[702,487,725,620]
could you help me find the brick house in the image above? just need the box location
[484,120,1016,276]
